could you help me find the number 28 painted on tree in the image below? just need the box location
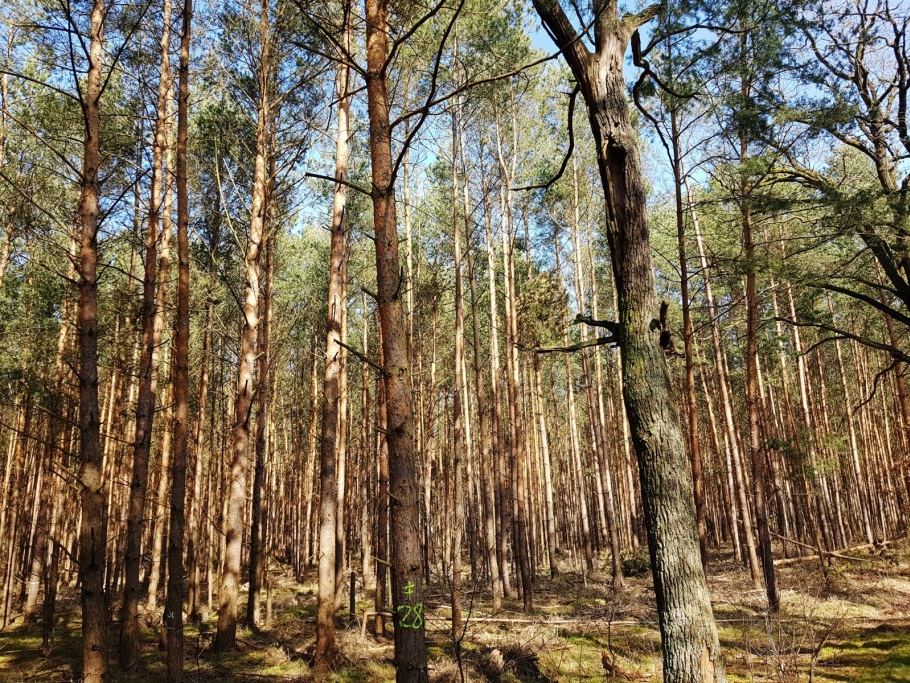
[396,602,423,630]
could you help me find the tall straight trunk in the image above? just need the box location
[374,328,389,636]
[531,2,724,679]
[23,236,76,628]
[741,187,778,611]
[588,246,628,555]
[303,343,319,572]
[826,296,875,543]
[686,172,756,573]
[486,192,511,598]
[248,228,274,627]
[165,0,191,675]
[77,2,108,679]
[786,282,832,554]
[146,348,173,615]
[532,355,558,577]
[360,294,374,587]
[450,93,465,637]
[121,4,172,661]
[215,0,269,650]
[569,168,622,586]
[188,291,214,618]
[495,112,532,610]
[468,219,503,603]
[421,300,438,585]
[334,240,349,612]
[478,183,502,613]
[875,270,910,515]
[555,235,594,573]
[363,0,429,674]
[315,9,350,660]
[670,111,706,568]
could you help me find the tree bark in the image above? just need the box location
[450,73,466,635]
[164,0,191,675]
[76,2,109,679]
[363,0,429,673]
[742,191,778,612]
[670,109,707,570]
[315,8,351,659]
[120,3,173,661]
[215,0,269,650]
[530,2,725,679]
[248,227,274,627]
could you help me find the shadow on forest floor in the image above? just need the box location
[2,543,910,681]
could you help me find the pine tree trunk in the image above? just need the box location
[146,349,173,616]
[303,343,319,574]
[120,5,172,659]
[485,195,511,599]
[248,228,274,627]
[553,230,594,572]
[374,330,389,637]
[363,0,429,673]
[315,11,351,659]
[471,192,504,606]
[76,2,108,678]
[532,355,559,578]
[215,0,268,650]
[670,114,707,569]
[188,291,214,618]
[742,195,778,612]
[22,237,75,628]
[686,172,754,572]
[450,96,465,637]
[165,0,191,674]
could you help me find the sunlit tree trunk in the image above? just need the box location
[215,0,269,650]
[248,227,274,627]
[495,110,533,610]
[76,2,108,678]
[669,109,707,569]
[22,236,76,629]
[450,85,465,636]
[486,191,511,599]
[164,0,191,675]
[741,174,778,610]
[363,0,429,672]
[316,7,351,659]
[120,4,172,660]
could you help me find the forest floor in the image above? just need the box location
[1,541,909,682]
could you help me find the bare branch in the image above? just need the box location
[532,335,617,353]
[775,317,910,364]
[514,84,580,192]
[305,171,371,197]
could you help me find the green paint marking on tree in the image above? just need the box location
[396,602,423,629]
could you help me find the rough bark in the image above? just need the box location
[248,228,273,628]
[164,0,191,677]
[215,0,268,650]
[669,110,707,570]
[742,198,778,612]
[530,1,725,679]
[363,0,429,674]
[120,3,172,661]
[315,13,351,659]
[76,2,109,679]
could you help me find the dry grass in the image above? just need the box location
[1,542,909,682]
